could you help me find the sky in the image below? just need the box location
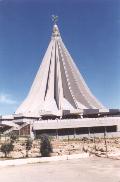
[0,0,120,115]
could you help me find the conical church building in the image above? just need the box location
[0,21,120,137]
[16,23,104,116]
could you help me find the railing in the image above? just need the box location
[3,127,18,135]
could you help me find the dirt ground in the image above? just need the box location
[0,157,120,182]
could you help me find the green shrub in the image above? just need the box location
[40,134,53,157]
[10,133,18,143]
[1,142,14,158]
[25,137,33,157]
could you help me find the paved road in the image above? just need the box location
[0,157,120,182]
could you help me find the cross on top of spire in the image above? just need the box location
[52,15,58,24]
[52,15,60,38]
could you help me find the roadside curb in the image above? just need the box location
[0,153,89,167]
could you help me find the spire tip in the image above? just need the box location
[52,15,58,25]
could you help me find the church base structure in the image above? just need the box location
[0,109,120,138]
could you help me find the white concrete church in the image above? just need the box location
[0,19,120,137]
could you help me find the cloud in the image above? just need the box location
[0,93,17,105]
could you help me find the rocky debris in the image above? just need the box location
[0,138,120,159]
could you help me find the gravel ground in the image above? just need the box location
[0,157,120,182]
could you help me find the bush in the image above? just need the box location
[25,137,33,157]
[40,134,53,157]
[1,142,14,158]
[10,133,18,143]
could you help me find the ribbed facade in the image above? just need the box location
[16,24,104,115]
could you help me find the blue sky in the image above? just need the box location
[0,0,120,115]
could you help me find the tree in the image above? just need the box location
[1,142,14,158]
[25,137,32,157]
[40,134,53,157]
[10,133,18,143]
